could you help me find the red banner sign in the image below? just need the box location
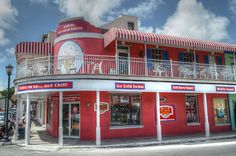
[115,83,145,90]
[51,96,80,102]
[216,86,235,92]
[160,105,176,121]
[18,82,73,91]
[57,21,87,36]
[171,85,195,91]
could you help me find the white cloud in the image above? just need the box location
[53,0,124,26]
[0,0,18,46]
[29,0,49,4]
[6,47,15,57]
[158,0,229,41]
[229,0,236,15]
[0,29,10,46]
[122,0,164,19]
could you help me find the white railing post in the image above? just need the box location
[48,55,51,75]
[233,65,236,81]
[25,59,28,77]
[170,59,173,78]
[214,64,217,79]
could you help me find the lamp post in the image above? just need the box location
[2,64,13,143]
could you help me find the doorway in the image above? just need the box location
[117,46,130,75]
[63,103,80,138]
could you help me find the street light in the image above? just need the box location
[2,64,13,143]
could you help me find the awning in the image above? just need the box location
[104,27,236,52]
[16,42,53,55]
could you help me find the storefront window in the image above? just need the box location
[213,98,230,125]
[185,95,199,124]
[110,94,141,126]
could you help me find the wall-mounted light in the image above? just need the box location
[122,41,125,45]
[86,101,90,108]
[156,44,159,49]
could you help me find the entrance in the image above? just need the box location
[63,103,80,138]
[117,46,130,75]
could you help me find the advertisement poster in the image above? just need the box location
[160,104,176,121]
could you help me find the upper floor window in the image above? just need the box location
[127,22,135,30]
[183,52,194,63]
[152,49,163,60]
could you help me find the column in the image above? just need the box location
[25,94,31,145]
[59,92,63,146]
[144,42,148,76]
[203,93,210,137]
[14,96,21,141]
[156,92,162,141]
[96,91,101,146]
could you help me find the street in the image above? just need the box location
[1,139,236,156]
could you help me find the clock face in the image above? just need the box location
[58,41,83,74]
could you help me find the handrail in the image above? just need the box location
[16,54,236,82]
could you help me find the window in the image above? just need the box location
[185,95,199,124]
[110,94,141,126]
[127,22,135,30]
[152,49,163,60]
[213,98,230,125]
[183,52,194,63]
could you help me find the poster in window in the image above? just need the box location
[213,98,229,124]
[160,104,176,121]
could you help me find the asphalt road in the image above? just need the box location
[1,139,236,156]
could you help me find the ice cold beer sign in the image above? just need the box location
[115,83,145,90]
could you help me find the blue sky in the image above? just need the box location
[0,0,236,89]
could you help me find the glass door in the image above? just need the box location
[71,104,80,137]
[117,46,130,75]
[63,103,80,138]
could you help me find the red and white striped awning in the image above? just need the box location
[104,27,236,52]
[15,42,53,55]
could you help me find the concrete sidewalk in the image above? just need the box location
[12,122,236,151]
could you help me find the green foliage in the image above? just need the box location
[0,87,15,103]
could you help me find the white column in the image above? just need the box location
[203,93,210,137]
[156,92,162,141]
[96,91,101,146]
[59,92,63,146]
[14,96,21,141]
[25,94,31,145]
[144,42,148,76]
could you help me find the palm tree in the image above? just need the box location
[0,87,16,104]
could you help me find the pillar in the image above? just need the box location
[14,95,21,141]
[59,92,63,146]
[203,93,210,137]
[25,94,31,145]
[156,92,162,141]
[96,90,101,146]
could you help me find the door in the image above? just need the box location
[63,103,80,138]
[117,46,130,75]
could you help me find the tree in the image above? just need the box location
[0,87,16,104]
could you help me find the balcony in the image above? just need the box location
[16,54,236,82]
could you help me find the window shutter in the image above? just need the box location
[216,56,222,65]
[204,55,209,64]
[178,52,184,63]
[147,48,152,69]
[163,51,169,60]
[196,54,199,63]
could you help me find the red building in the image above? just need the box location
[14,16,236,146]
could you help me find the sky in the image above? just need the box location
[0,0,236,90]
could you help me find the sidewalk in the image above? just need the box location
[12,122,236,151]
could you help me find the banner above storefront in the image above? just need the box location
[16,79,236,94]
[18,81,73,92]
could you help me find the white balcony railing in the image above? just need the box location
[16,54,236,81]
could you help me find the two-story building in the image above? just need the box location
[14,15,236,146]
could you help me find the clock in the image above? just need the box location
[58,41,83,74]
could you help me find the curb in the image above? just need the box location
[6,134,236,151]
